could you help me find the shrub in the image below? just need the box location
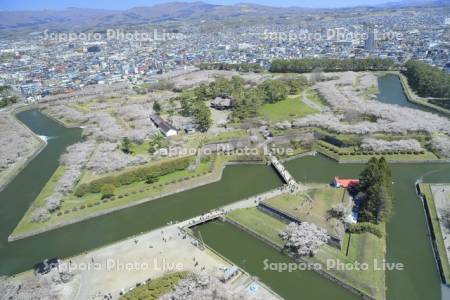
[74,156,192,196]
[101,184,115,199]
[347,223,383,238]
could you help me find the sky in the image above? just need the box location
[0,0,402,10]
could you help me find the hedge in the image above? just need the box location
[75,156,192,197]
[347,222,383,238]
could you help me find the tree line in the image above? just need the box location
[270,58,396,73]
[0,85,19,108]
[197,62,264,73]
[180,75,308,122]
[403,60,450,99]
[74,156,192,197]
[358,157,393,223]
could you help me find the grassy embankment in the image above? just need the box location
[263,185,347,237]
[315,140,438,163]
[258,94,319,122]
[120,271,188,300]
[419,183,450,284]
[12,154,242,238]
[398,73,450,116]
[226,190,386,300]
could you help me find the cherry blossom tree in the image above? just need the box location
[86,142,148,174]
[0,113,38,171]
[279,222,329,256]
[360,138,423,152]
[431,135,450,158]
[160,273,252,300]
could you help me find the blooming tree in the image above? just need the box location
[360,138,423,152]
[160,273,251,300]
[279,222,329,256]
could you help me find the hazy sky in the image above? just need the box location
[0,0,401,10]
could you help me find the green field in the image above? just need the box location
[305,89,327,106]
[12,156,225,237]
[310,228,386,300]
[227,207,285,246]
[315,140,438,163]
[419,183,450,284]
[203,130,247,144]
[120,271,187,300]
[258,95,318,122]
[263,185,347,238]
[227,205,386,300]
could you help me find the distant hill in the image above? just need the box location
[375,0,450,7]
[0,1,448,33]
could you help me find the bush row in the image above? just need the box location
[347,222,383,238]
[318,142,425,156]
[75,156,193,197]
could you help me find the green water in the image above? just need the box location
[194,156,450,300]
[0,109,283,275]
[193,220,359,300]
[377,73,446,117]
[287,155,450,300]
[1,73,449,300]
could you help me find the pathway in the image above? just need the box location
[267,152,300,193]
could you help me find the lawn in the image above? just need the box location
[11,155,239,238]
[263,184,347,238]
[308,226,386,300]
[120,271,187,299]
[419,183,450,284]
[226,206,386,300]
[258,95,318,122]
[305,89,327,106]
[226,207,285,246]
[315,140,438,163]
[203,130,247,144]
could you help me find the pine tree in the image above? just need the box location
[358,157,393,223]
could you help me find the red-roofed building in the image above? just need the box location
[333,176,359,188]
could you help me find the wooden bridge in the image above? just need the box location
[267,152,300,193]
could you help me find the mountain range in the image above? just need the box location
[0,0,448,33]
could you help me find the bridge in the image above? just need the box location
[179,209,225,228]
[267,152,300,193]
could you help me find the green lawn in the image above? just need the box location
[226,206,386,300]
[315,140,438,163]
[120,271,187,299]
[227,207,285,246]
[263,185,347,237]
[204,130,247,144]
[129,140,153,155]
[420,183,450,284]
[12,157,218,237]
[308,227,386,300]
[305,89,327,106]
[258,95,318,122]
